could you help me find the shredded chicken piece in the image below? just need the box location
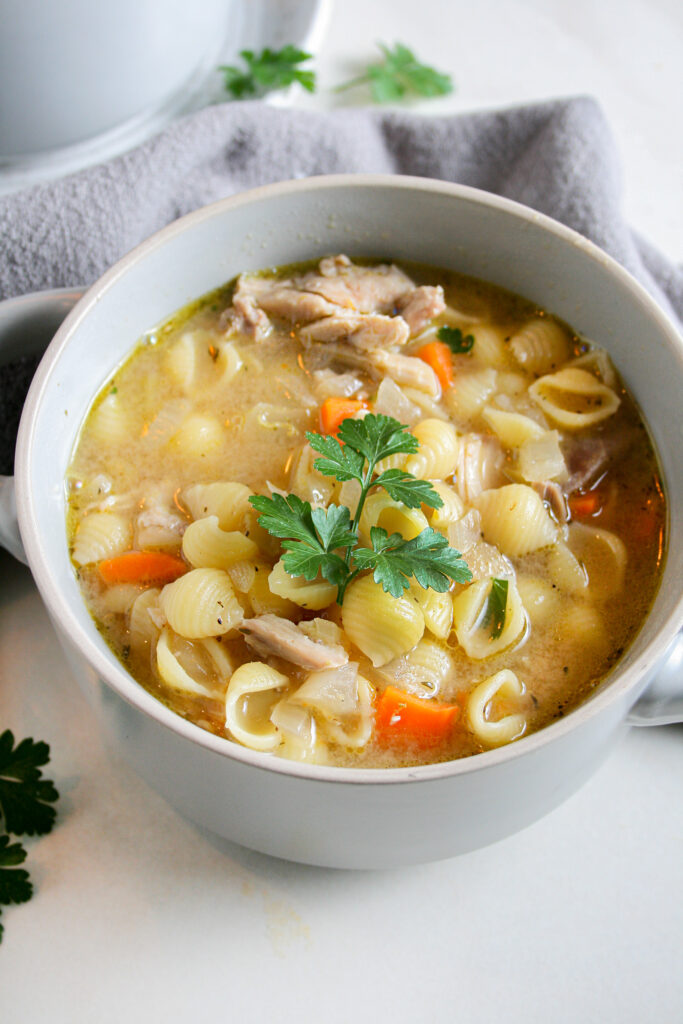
[396,285,446,335]
[223,256,446,347]
[532,481,569,525]
[297,257,415,313]
[366,349,441,397]
[300,313,410,350]
[311,369,365,401]
[240,614,348,670]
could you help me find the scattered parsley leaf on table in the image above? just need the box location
[250,414,471,604]
[438,325,475,354]
[219,45,316,99]
[0,730,59,943]
[337,42,453,104]
[0,834,32,942]
[0,730,59,836]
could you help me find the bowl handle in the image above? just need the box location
[627,631,683,726]
[0,475,27,564]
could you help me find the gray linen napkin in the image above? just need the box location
[1,95,681,471]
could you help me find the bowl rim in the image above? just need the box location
[16,172,683,786]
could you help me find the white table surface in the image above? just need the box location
[1,1,682,1020]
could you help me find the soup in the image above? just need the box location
[66,256,666,768]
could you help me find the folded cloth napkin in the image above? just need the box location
[0,95,681,471]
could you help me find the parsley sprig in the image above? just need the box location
[337,42,453,104]
[250,414,471,603]
[219,46,316,99]
[0,730,59,943]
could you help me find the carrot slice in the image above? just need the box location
[569,490,602,519]
[319,397,368,435]
[375,685,459,747]
[415,341,453,391]
[98,550,187,585]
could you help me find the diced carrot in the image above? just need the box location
[415,341,453,391]
[569,490,602,519]
[375,685,459,747]
[319,397,368,435]
[98,550,187,585]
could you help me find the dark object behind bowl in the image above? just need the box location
[0,289,83,475]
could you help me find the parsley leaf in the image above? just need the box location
[0,834,32,943]
[0,732,59,944]
[219,46,316,99]
[438,325,475,354]
[481,578,509,639]
[249,495,353,588]
[306,432,365,483]
[0,730,59,837]
[355,526,471,598]
[337,42,453,104]
[372,469,443,510]
[251,414,471,604]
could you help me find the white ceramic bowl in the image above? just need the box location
[13,176,683,868]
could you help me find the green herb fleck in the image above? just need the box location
[250,414,471,604]
[481,578,509,640]
[337,42,453,104]
[219,46,316,99]
[438,325,475,354]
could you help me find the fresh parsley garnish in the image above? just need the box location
[249,414,471,603]
[0,730,59,944]
[219,46,316,99]
[481,578,509,640]
[337,42,453,104]
[438,325,475,354]
[355,526,472,600]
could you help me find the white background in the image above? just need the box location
[1,1,682,1020]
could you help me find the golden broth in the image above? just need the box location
[66,258,666,768]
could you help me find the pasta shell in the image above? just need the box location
[380,638,455,698]
[87,392,130,446]
[128,587,163,651]
[268,559,338,610]
[72,511,132,566]
[452,577,527,659]
[473,484,559,556]
[170,413,224,457]
[411,585,453,639]
[444,367,497,423]
[481,406,545,448]
[160,568,243,638]
[165,332,197,390]
[405,419,460,480]
[225,662,289,752]
[156,627,217,698]
[359,492,429,546]
[529,368,620,429]
[466,669,526,746]
[181,481,252,530]
[342,575,425,667]
[509,317,571,375]
[428,481,465,533]
[182,515,258,570]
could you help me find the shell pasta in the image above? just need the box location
[66,256,666,769]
